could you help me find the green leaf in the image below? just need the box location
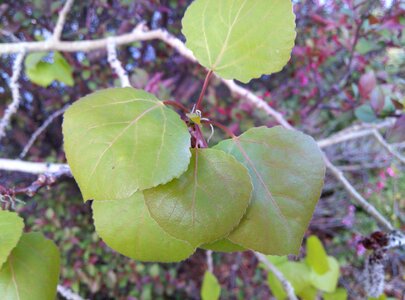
[201,238,246,253]
[299,286,318,300]
[201,271,221,300]
[355,104,378,123]
[214,126,325,255]
[0,210,24,269]
[26,61,56,87]
[306,235,330,275]
[63,88,191,201]
[0,233,60,300]
[324,288,348,300]
[267,261,311,300]
[92,192,195,262]
[182,0,296,83]
[145,148,252,247]
[266,255,288,266]
[25,51,74,87]
[24,52,47,69]
[53,52,74,86]
[310,256,340,293]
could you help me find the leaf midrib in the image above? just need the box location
[231,137,291,234]
[212,0,248,69]
[9,254,21,300]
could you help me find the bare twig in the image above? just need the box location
[255,252,298,300]
[222,80,293,130]
[19,105,69,159]
[53,0,75,41]
[372,130,405,165]
[57,284,85,300]
[323,153,393,231]
[318,119,396,148]
[0,49,25,143]
[206,250,214,273]
[107,38,131,88]
[0,159,69,175]
[0,25,174,54]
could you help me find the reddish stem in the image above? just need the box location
[194,125,208,148]
[202,120,237,139]
[163,100,188,112]
[195,70,214,110]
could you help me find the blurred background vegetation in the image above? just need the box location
[0,0,404,299]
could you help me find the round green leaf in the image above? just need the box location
[0,233,60,300]
[182,0,296,83]
[309,256,340,293]
[0,210,24,270]
[201,238,246,253]
[214,126,325,255]
[25,52,74,87]
[201,271,221,300]
[145,148,252,247]
[92,192,195,262]
[63,88,191,201]
[323,288,348,300]
[306,235,330,275]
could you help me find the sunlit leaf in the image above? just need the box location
[201,271,221,300]
[306,235,330,275]
[267,261,311,300]
[53,52,74,86]
[145,148,252,247]
[214,126,325,255]
[323,288,348,300]
[25,51,74,87]
[266,255,288,266]
[182,0,296,83]
[299,286,318,300]
[310,256,340,293]
[0,210,24,269]
[0,233,60,300]
[63,88,191,201]
[92,192,195,262]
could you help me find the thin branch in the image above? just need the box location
[206,250,214,273]
[222,80,293,130]
[323,153,393,231]
[0,49,26,143]
[0,25,181,54]
[317,119,395,148]
[255,252,298,300]
[372,130,405,165]
[0,159,69,175]
[57,284,85,300]
[107,38,131,88]
[19,105,69,159]
[53,0,75,41]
